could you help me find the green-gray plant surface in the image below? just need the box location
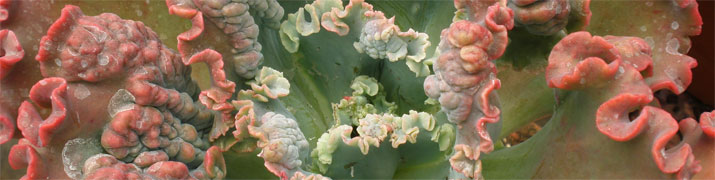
[0,0,711,179]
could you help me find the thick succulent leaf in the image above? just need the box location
[680,115,714,179]
[392,117,454,179]
[317,140,400,179]
[310,75,452,179]
[0,0,454,179]
[494,27,564,138]
[483,93,670,178]
[265,0,455,148]
[259,27,334,146]
[508,0,591,35]
[222,150,277,179]
[483,31,700,179]
[586,0,702,94]
[0,29,23,145]
[423,0,515,178]
[0,0,709,179]
[0,0,190,148]
[1,2,229,179]
[495,65,555,139]
[248,67,291,101]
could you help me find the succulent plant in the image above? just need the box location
[0,0,711,179]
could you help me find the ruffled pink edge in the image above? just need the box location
[8,140,48,180]
[0,29,23,144]
[0,108,12,144]
[700,111,715,138]
[0,0,11,23]
[566,0,591,32]
[17,77,69,147]
[677,118,706,180]
[645,0,702,94]
[546,31,620,90]
[548,31,701,176]
[0,30,23,79]
[484,4,514,59]
[166,1,238,142]
[184,49,236,142]
[647,56,698,95]
[642,107,691,174]
[167,0,235,109]
[320,0,374,36]
[197,146,226,178]
[437,1,513,178]
[35,5,83,64]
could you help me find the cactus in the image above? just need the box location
[0,0,711,179]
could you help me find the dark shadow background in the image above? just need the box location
[688,0,714,106]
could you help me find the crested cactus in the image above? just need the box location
[0,0,711,179]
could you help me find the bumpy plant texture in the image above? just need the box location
[0,0,711,179]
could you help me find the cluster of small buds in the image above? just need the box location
[249,112,311,179]
[353,12,430,76]
[507,0,591,35]
[423,0,514,178]
[312,76,448,176]
[167,0,284,79]
[81,146,224,179]
[279,0,432,76]
[8,5,227,179]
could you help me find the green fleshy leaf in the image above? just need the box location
[431,124,456,152]
[322,141,401,179]
[350,75,380,96]
[224,150,278,179]
[482,92,671,178]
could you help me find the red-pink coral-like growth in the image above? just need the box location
[0,0,9,23]
[166,0,282,78]
[0,30,22,79]
[701,111,715,138]
[545,32,620,89]
[166,4,240,141]
[679,112,713,179]
[635,107,691,174]
[0,0,23,145]
[183,49,236,141]
[604,36,653,77]
[8,139,48,179]
[508,0,591,35]
[645,0,701,94]
[7,5,228,179]
[0,106,13,144]
[16,77,69,147]
[9,77,72,179]
[424,0,513,178]
[166,1,280,147]
[82,146,225,179]
[0,29,23,144]
[546,31,701,177]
